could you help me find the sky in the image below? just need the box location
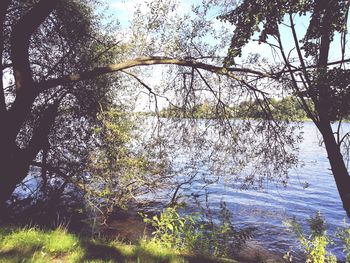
[1,1,348,112]
[95,0,350,110]
[100,0,195,28]
[99,0,349,62]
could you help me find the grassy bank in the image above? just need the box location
[0,227,239,263]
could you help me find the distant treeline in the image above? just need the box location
[159,96,312,120]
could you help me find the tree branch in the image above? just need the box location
[0,0,11,115]
[289,13,311,87]
[120,69,161,111]
[36,56,274,92]
[7,0,59,139]
[11,0,59,90]
[275,30,319,125]
[273,58,350,76]
[25,101,59,163]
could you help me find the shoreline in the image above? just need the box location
[101,206,287,263]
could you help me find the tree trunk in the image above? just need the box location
[0,140,32,211]
[0,0,59,210]
[319,121,350,217]
[0,101,59,211]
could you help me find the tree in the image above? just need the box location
[0,0,120,211]
[0,0,283,213]
[4,0,326,225]
[219,0,350,216]
[85,108,171,223]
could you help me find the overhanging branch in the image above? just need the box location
[36,56,274,93]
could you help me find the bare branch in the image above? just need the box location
[276,30,319,125]
[289,13,311,87]
[120,70,157,96]
[195,68,228,107]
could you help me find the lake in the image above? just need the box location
[20,118,350,260]
[175,121,350,261]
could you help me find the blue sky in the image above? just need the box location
[98,0,349,63]
[100,0,196,27]
[94,0,350,110]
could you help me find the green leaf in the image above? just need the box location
[167,224,174,231]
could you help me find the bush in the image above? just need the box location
[336,221,350,262]
[141,202,255,258]
[285,211,336,263]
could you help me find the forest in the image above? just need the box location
[0,0,350,262]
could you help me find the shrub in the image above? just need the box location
[142,202,255,258]
[336,221,350,262]
[285,211,336,263]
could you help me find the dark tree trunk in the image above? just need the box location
[319,121,350,217]
[312,1,350,217]
[0,101,59,208]
[0,134,33,215]
[0,147,31,205]
[0,0,59,209]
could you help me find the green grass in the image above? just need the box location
[0,227,239,263]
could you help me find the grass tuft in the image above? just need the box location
[0,227,239,263]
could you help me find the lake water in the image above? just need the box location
[177,121,350,261]
[20,118,350,260]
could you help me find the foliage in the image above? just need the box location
[160,100,221,119]
[235,97,312,121]
[285,211,337,263]
[142,202,254,258]
[218,0,350,216]
[1,0,305,220]
[142,206,201,250]
[336,222,350,263]
[1,0,121,214]
[219,0,349,64]
[84,108,169,222]
[197,202,255,258]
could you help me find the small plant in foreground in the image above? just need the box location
[141,206,202,250]
[336,221,350,263]
[285,211,336,263]
[141,202,255,258]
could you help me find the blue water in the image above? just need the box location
[179,121,350,261]
[20,118,350,260]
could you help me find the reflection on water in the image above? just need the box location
[182,121,350,261]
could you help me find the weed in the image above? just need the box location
[141,202,254,258]
[285,211,336,263]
